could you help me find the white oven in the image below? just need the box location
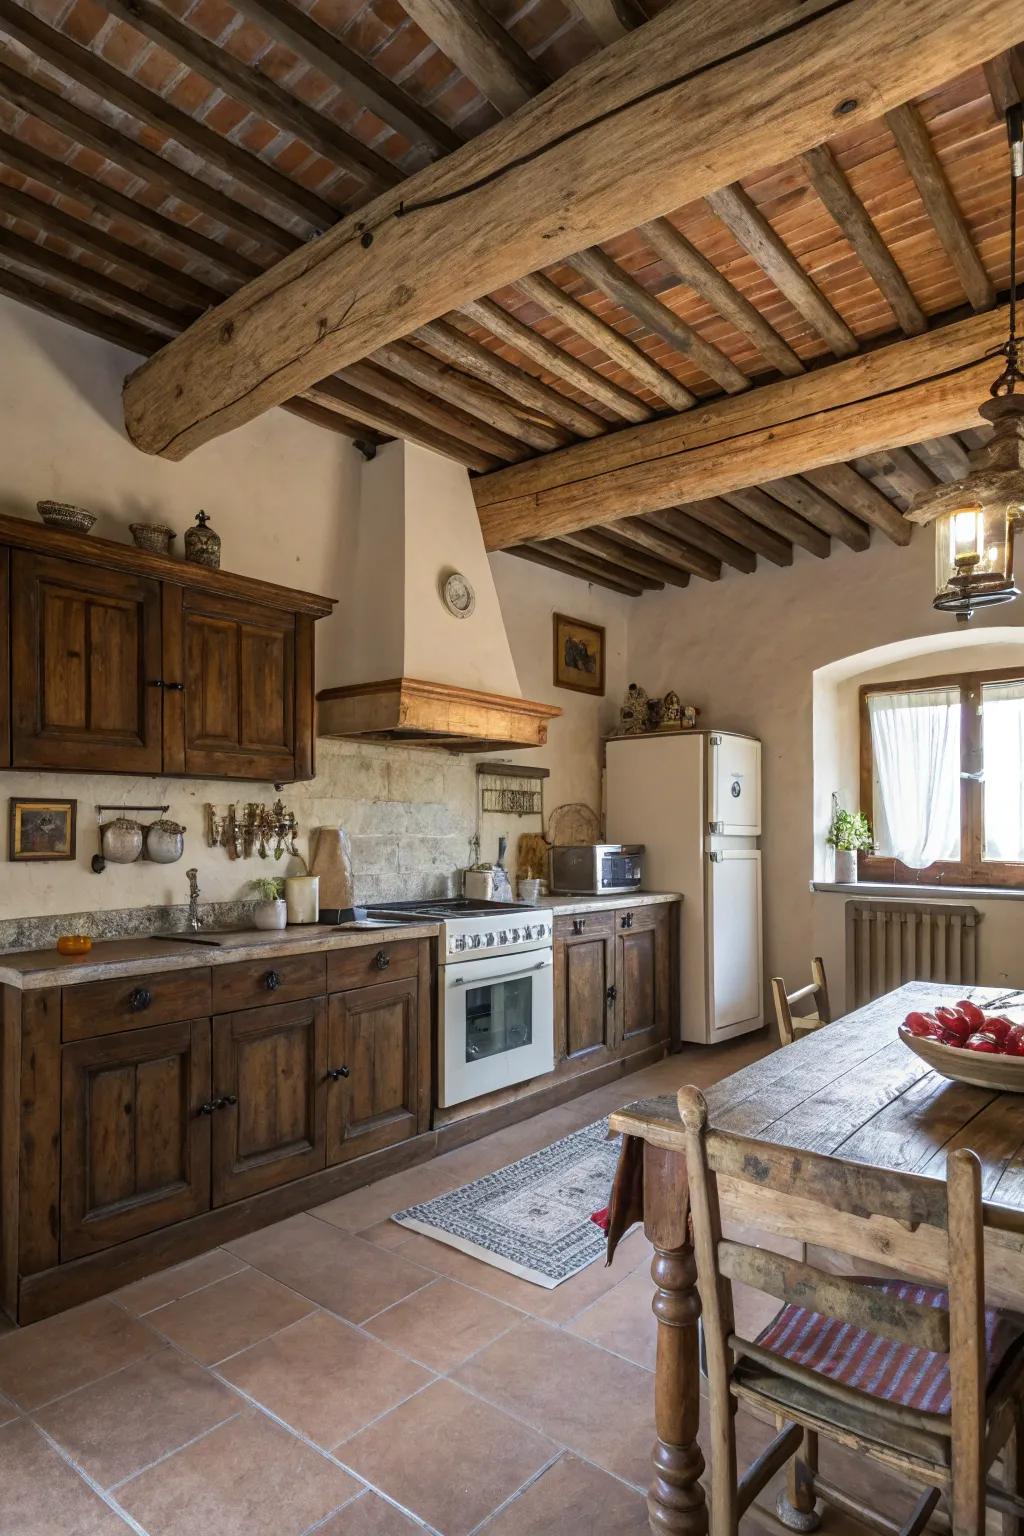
[439,945,554,1108]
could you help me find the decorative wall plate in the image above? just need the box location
[440,570,476,619]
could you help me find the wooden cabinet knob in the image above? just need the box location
[128,987,152,1012]
[264,969,282,991]
[375,950,391,970]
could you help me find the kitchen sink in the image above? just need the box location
[153,918,397,948]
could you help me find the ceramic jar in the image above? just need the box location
[835,848,859,884]
[253,898,288,931]
[284,874,319,925]
[184,510,221,569]
[101,816,143,864]
[145,818,185,863]
[130,523,176,555]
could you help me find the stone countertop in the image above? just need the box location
[533,891,681,916]
[0,922,440,990]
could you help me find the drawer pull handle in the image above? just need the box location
[147,679,185,691]
[199,1096,236,1114]
[264,969,282,991]
[572,918,586,935]
[129,987,152,1012]
[218,1094,237,1108]
[607,985,617,1006]
[375,950,391,971]
[198,1099,218,1116]
[326,1065,350,1081]
[621,912,634,929]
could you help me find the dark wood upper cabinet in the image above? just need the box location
[1,514,332,782]
[11,551,163,773]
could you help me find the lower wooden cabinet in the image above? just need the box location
[553,914,616,1065]
[327,976,426,1164]
[615,905,671,1053]
[60,1019,212,1260]
[554,903,674,1072]
[211,997,327,1206]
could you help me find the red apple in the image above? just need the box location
[1003,1024,1024,1057]
[934,1028,966,1048]
[904,1010,939,1037]
[982,1015,1013,1045]
[935,1006,965,1028]
[965,1031,1000,1053]
[954,999,986,1030]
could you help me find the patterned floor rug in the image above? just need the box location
[392,1119,623,1288]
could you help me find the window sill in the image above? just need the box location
[812,880,1024,902]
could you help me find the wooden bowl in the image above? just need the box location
[898,1026,1024,1093]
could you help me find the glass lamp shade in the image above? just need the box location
[933,498,1018,616]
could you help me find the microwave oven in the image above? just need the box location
[549,843,644,895]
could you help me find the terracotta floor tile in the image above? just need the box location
[0,1299,158,1411]
[454,1319,655,1488]
[478,1452,650,1535]
[313,1489,425,1535]
[357,1219,415,1251]
[225,1214,434,1323]
[312,1161,464,1232]
[218,1310,431,1450]
[0,1417,132,1535]
[364,1278,522,1372]
[567,1262,658,1370]
[339,1378,555,1536]
[145,1267,315,1365]
[34,1346,240,1489]
[116,1408,360,1536]
[0,1392,16,1427]
[114,1249,247,1316]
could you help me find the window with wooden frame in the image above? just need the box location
[859,667,1024,889]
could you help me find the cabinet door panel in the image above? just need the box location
[327,978,420,1164]
[61,1020,211,1259]
[554,931,615,1067]
[11,552,162,772]
[177,588,296,781]
[212,998,326,1206]
[616,907,670,1052]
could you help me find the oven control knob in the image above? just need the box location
[484,932,495,947]
[470,934,482,948]
[452,935,466,951]
[498,930,509,945]
[511,927,521,942]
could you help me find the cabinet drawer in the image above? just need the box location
[62,969,212,1041]
[327,939,419,992]
[212,951,326,1013]
[553,911,615,942]
[612,904,660,934]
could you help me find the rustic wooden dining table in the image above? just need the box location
[606,981,1024,1536]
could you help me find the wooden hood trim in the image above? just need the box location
[316,676,561,753]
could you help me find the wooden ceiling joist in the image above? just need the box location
[854,446,938,507]
[507,542,643,595]
[541,537,661,590]
[569,245,745,395]
[761,475,870,552]
[0,224,183,334]
[705,184,859,358]
[677,497,792,567]
[885,103,996,312]
[398,0,548,116]
[639,216,803,379]
[643,506,757,574]
[337,358,530,466]
[608,517,721,581]
[515,270,697,411]
[305,375,500,469]
[721,485,830,559]
[909,435,971,483]
[121,0,1022,459]
[984,45,1024,113]
[568,0,640,46]
[0,0,335,230]
[564,528,693,588]
[800,144,927,337]
[472,305,1008,547]
[801,462,912,544]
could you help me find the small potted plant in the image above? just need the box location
[826,794,873,884]
[251,876,287,930]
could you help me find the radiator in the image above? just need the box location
[845,900,982,1010]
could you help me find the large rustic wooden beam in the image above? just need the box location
[472,305,1007,546]
[122,0,1021,459]
[568,0,645,45]
[398,0,547,115]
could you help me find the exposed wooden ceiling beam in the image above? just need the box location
[801,462,911,544]
[570,244,748,394]
[542,536,661,589]
[721,485,829,558]
[643,506,757,573]
[122,0,1022,458]
[0,224,184,334]
[885,102,996,312]
[372,338,565,452]
[339,358,529,464]
[640,215,803,378]
[680,496,792,566]
[984,46,1024,112]
[398,0,548,115]
[705,183,858,357]
[306,375,502,470]
[567,0,644,45]
[516,270,696,410]
[0,55,293,257]
[0,180,216,311]
[0,0,334,229]
[762,474,870,551]
[282,396,389,445]
[607,517,721,580]
[909,434,971,482]
[507,542,643,594]
[0,126,254,287]
[99,0,400,193]
[462,294,653,423]
[472,305,1006,546]
[854,445,938,506]
[801,143,927,337]
[564,528,693,587]
[418,319,604,439]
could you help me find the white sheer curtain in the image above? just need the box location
[982,681,1024,861]
[868,688,961,868]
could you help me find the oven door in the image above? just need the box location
[439,948,554,1108]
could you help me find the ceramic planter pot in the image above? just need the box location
[835,848,859,884]
[253,899,287,931]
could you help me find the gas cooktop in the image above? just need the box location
[366,898,527,920]
[366,897,551,962]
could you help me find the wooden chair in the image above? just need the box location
[678,1085,1024,1536]
[771,958,830,1046]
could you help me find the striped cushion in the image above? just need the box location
[754,1279,1023,1416]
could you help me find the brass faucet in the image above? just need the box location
[185,868,202,931]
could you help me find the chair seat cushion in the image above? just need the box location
[754,1279,1023,1415]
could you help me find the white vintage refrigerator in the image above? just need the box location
[606,731,763,1045]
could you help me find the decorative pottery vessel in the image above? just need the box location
[130,522,176,555]
[253,898,288,931]
[101,816,144,864]
[145,818,185,863]
[284,874,319,925]
[834,848,858,884]
[184,510,221,569]
[37,501,96,534]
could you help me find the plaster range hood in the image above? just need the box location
[316,441,561,754]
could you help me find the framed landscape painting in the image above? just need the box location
[553,613,605,696]
[9,799,77,861]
